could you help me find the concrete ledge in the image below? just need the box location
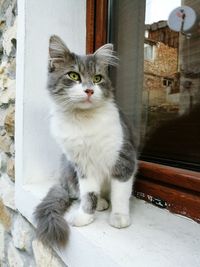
[16,184,200,267]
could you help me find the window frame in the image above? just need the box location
[86,0,200,223]
[86,0,108,53]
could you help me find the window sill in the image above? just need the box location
[134,161,200,223]
[138,161,200,192]
[16,183,200,267]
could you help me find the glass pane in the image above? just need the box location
[109,0,145,142]
[142,0,200,171]
[110,0,200,171]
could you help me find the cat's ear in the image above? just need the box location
[94,44,118,67]
[49,35,73,71]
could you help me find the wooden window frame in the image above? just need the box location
[136,161,200,223]
[86,0,108,54]
[86,0,200,223]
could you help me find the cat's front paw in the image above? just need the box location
[69,210,94,227]
[109,213,130,229]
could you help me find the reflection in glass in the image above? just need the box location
[142,0,200,171]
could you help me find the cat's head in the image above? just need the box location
[47,35,118,111]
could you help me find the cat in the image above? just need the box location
[34,35,138,247]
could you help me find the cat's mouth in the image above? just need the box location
[83,96,93,104]
[74,94,103,109]
[85,97,92,103]
[75,95,100,110]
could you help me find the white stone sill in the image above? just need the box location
[16,183,200,267]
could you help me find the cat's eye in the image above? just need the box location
[93,74,102,84]
[67,71,81,82]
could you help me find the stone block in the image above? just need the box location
[0,152,8,173]
[6,76,16,92]
[0,79,15,104]
[0,89,10,105]
[2,19,17,57]
[7,241,25,267]
[9,142,15,156]
[0,109,8,128]
[0,66,5,74]
[0,0,10,22]
[0,134,12,153]
[5,3,14,27]
[0,75,6,90]
[12,214,35,254]
[0,223,5,262]
[4,107,15,136]
[0,174,15,210]
[7,157,15,181]
[6,58,16,79]
[0,198,11,230]
[32,240,65,267]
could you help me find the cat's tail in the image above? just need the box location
[34,185,72,247]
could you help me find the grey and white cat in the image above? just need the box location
[34,35,138,246]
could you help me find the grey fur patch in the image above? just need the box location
[59,154,80,200]
[112,111,138,181]
[49,35,75,72]
[34,155,80,247]
[34,185,72,247]
[112,142,136,181]
[82,192,98,214]
[94,43,119,67]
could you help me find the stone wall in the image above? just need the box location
[144,42,178,109]
[144,42,178,77]
[0,1,66,266]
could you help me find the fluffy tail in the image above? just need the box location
[34,185,72,247]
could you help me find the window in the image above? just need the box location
[88,0,200,222]
[163,78,173,87]
[144,43,155,61]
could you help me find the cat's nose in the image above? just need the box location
[85,89,94,96]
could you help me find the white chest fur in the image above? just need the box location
[50,102,123,179]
